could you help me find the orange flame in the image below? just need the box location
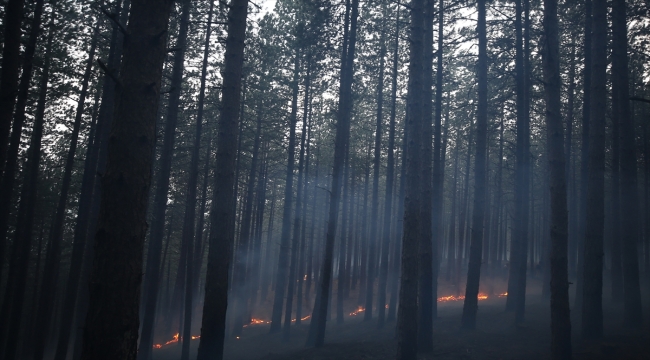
[152,332,201,349]
[437,293,489,302]
[349,306,365,316]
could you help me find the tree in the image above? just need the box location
[461,0,488,331]
[542,0,572,357]
[581,0,606,340]
[195,0,249,357]
[79,0,174,358]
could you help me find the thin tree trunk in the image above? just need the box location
[306,0,358,347]
[270,47,300,333]
[32,22,99,360]
[461,0,488,330]
[377,0,400,328]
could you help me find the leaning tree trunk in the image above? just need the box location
[195,0,248,357]
[0,0,46,349]
[0,11,53,360]
[461,0,488,331]
[0,0,27,275]
[612,0,643,328]
[0,0,27,174]
[542,0,572,357]
[79,0,174,358]
[581,0,606,340]
[179,3,214,358]
[306,0,358,348]
[32,22,99,360]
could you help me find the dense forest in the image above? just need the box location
[0,0,649,359]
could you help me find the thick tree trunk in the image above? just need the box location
[581,0,606,340]
[0,12,52,359]
[506,0,530,325]
[195,0,248,357]
[0,0,26,173]
[138,0,192,354]
[542,0,572,357]
[417,0,434,351]
[612,0,643,328]
[461,0,488,330]
[54,2,129,353]
[0,0,27,276]
[397,0,424,357]
[0,0,47,351]
[80,0,173,358]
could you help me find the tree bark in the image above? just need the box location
[32,22,99,360]
[461,0,488,330]
[270,47,300,333]
[195,0,248,357]
[581,0,606,340]
[306,0,358,347]
[397,0,424,357]
[542,0,572,357]
[612,0,643,328]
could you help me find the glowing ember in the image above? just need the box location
[437,293,490,303]
[498,292,508,297]
[152,332,200,349]
[349,306,365,316]
[291,315,311,322]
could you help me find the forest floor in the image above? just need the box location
[153,278,650,359]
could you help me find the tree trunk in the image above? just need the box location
[397,0,424,357]
[31,22,99,360]
[138,0,192,354]
[283,65,309,339]
[365,2,387,322]
[377,0,399,328]
[612,0,643,328]
[270,47,300,333]
[461,0,488,330]
[542,0,572,357]
[0,0,27,275]
[80,0,173,358]
[306,0,358,348]
[506,0,530,325]
[574,0,591,315]
[179,3,215,357]
[0,0,47,350]
[581,0,606,340]
[0,0,26,174]
[195,0,248,357]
